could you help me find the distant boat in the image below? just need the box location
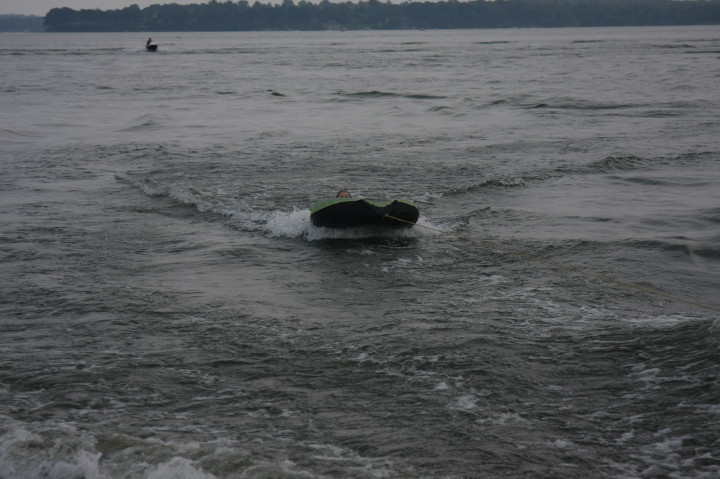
[146,38,158,51]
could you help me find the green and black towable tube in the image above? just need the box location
[310,198,419,229]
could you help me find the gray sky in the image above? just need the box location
[1,1,206,16]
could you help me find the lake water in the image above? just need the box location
[1,27,719,479]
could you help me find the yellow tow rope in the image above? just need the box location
[385,215,720,314]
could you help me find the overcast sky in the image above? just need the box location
[1,1,215,16]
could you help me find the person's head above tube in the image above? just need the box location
[336,190,352,198]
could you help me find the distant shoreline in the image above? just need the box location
[0,14,44,32]
[37,0,720,33]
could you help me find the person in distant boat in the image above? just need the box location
[146,38,152,46]
[336,190,352,198]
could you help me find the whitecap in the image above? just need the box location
[146,457,217,479]
[454,394,478,411]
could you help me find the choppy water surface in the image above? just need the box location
[1,28,720,478]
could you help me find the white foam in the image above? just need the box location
[478,274,505,286]
[354,352,369,361]
[238,459,316,479]
[306,443,396,477]
[39,451,105,479]
[548,438,573,449]
[454,394,478,411]
[411,191,443,203]
[265,207,313,238]
[0,420,107,479]
[380,255,424,273]
[476,412,528,425]
[146,457,217,479]
[0,413,407,479]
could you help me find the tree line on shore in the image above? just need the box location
[0,15,45,32]
[43,0,720,32]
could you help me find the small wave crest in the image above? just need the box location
[587,155,647,172]
[0,128,41,140]
[623,239,720,261]
[527,98,637,111]
[118,113,173,132]
[119,175,278,233]
[337,90,446,100]
[448,177,527,196]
